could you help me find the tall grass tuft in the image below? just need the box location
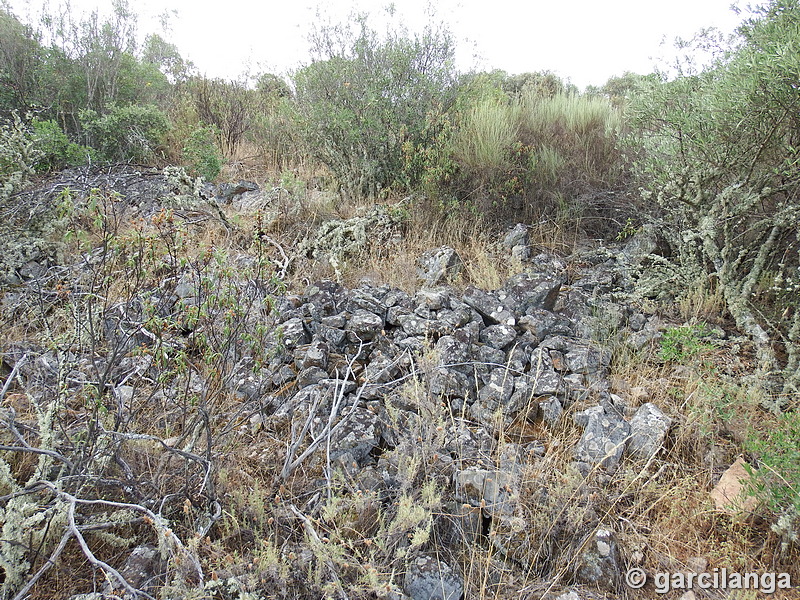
[440,88,624,221]
[518,91,623,185]
[451,99,519,172]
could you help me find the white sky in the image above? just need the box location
[8,0,747,89]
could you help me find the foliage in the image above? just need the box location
[0,111,39,201]
[45,0,140,113]
[658,322,716,362]
[249,77,303,171]
[0,1,188,167]
[30,118,94,170]
[142,32,192,84]
[0,8,43,114]
[745,410,800,553]
[181,123,223,180]
[442,86,623,219]
[0,187,285,599]
[628,0,800,402]
[187,76,255,157]
[292,14,457,200]
[80,103,169,162]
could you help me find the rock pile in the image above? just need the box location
[213,245,672,597]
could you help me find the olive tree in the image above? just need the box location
[630,0,800,404]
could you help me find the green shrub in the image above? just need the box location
[0,111,39,201]
[80,103,169,163]
[628,0,800,401]
[292,14,457,200]
[30,118,94,170]
[659,323,716,363]
[181,124,222,181]
[440,88,623,219]
[745,410,800,552]
[451,99,519,172]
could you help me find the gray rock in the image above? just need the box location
[348,286,388,315]
[19,259,46,280]
[331,407,382,466]
[477,368,515,408]
[297,366,327,388]
[387,304,412,326]
[445,420,495,462]
[626,319,662,351]
[563,343,611,375]
[279,317,308,349]
[621,224,663,266]
[398,313,441,337]
[363,353,401,385]
[479,324,518,350]
[506,380,537,414]
[627,402,672,459]
[429,368,472,400]
[417,246,463,287]
[404,555,463,600]
[511,244,531,260]
[501,272,563,314]
[574,406,631,471]
[574,528,621,590]
[455,466,519,516]
[502,223,530,249]
[462,286,515,325]
[518,309,573,340]
[348,309,384,341]
[441,501,483,547]
[414,287,452,311]
[526,349,563,396]
[435,335,470,366]
[103,544,166,597]
[538,396,563,427]
[312,323,347,348]
[303,340,329,370]
[628,312,647,331]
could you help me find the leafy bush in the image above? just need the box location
[80,103,169,162]
[745,410,800,552]
[0,112,39,201]
[658,322,716,362]
[30,118,94,170]
[292,15,457,200]
[188,76,255,156]
[249,78,303,171]
[181,123,222,180]
[628,0,800,402]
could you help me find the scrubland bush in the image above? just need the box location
[292,15,457,201]
[187,76,255,157]
[80,103,169,162]
[628,0,800,403]
[30,118,95,170]
[181,123,223,180]
[0,112,38,200]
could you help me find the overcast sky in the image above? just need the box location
[8,0,747,88]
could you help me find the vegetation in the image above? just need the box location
[1,0,799,598]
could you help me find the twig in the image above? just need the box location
[289,504,350,600]
[12,531,71,600]
[0,352,26,402]
[280,340,367,481]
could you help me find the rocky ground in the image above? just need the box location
[0,166,796,600]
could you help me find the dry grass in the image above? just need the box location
[4,177,799,600]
